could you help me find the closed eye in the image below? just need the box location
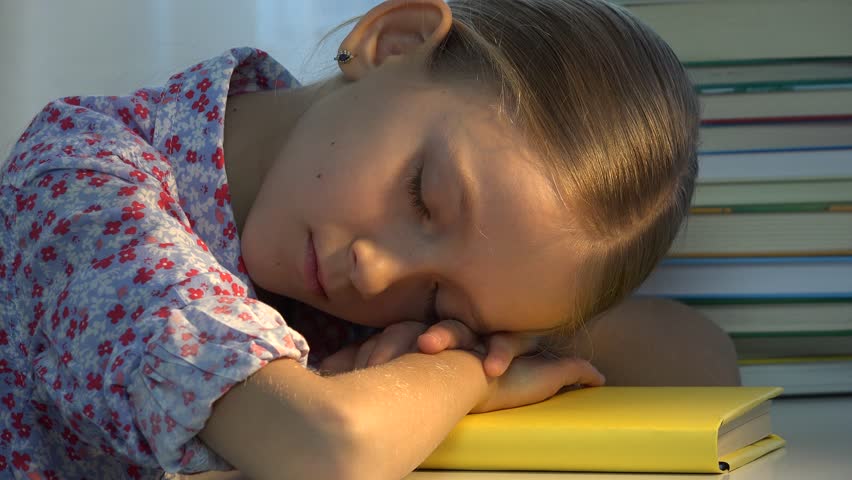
[407,161,431,220]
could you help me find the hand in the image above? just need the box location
[418,320,539,377]
[319,320,430,374]
[472,354,606,413]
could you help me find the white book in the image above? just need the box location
[697,148,852,183]
[637,258,852,297]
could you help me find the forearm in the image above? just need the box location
[200,349,489,480]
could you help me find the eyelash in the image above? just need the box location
[407,162,431,220]
[407,162,440,323]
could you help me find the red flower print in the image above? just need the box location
[63,96,81,106]
[130,306,145,321]
[103,220,122,235]
[133,102,149,120]
[129,170,148,183]
[14,193,37,212]
[97,340,113,357]
[60,116,75,131]
[153,167,168,183]
[169,83,182,94]
[211,146,224,170]
[60,351,72,365]
[44,210,56,225]
[155,257,175,270]
[40,246,57,262]
[47,108,61,123]
[53,218,71,235]
[206,105,220,122]
[197,77,212,92]
[91,254,114,270]
[192,93,209,113]
[165,134,182,154]
[38,173,55,186]
[214,183,230,207]
[237,312,252,322]
[118,246,136,263]
[86,373,103,391]
[180,343,199,357]
[133,267,155,284]
[28,222,42,241]
[107,304,126,324]
[119,328,136,346]
[51,179,67,198]
[121,201,146,221]
[89,176,109,187]
[11,451,30,471]
[156,193,175,215]
[1,393,13,410]
[223,222,236,240]
[185,149,198,163]
[118,185,138,196]
[75,169,94,179]
[188,288,204,300]
[118,107,132,125]
[32,284,44,299]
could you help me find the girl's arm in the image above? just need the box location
[199,349,603,480]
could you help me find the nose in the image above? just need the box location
[349,237,422,298]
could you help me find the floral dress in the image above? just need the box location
[0,46,367,479]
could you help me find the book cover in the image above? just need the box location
[669,208,852,257]
[692,180,852,207]
[421,386,785,473]
[699,88,852,123]
[637,256,852,298]
[688,57,852,95]
[698,147,852,183]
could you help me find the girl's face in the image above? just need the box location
[241,60,583,335]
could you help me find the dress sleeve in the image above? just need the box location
[7,134,308,473]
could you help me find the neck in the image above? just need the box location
[223,74,348,234]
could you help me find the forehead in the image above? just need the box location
[435,95,584,334]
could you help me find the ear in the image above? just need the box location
[337,0,453,80]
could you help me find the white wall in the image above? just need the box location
[0,0,383,162]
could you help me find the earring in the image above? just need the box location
[335,49,354,64]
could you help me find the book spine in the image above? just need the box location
[690,203,852,214]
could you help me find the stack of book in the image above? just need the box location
[628,0,852,396]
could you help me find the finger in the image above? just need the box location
[318,344,360,374]
[367,322,428,367]
[560,357,607,387]
[483,333,539,378]
[417,319,479,354]
[354,336,379,370]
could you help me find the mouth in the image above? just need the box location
[305,230,328,300]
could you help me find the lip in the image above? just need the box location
[305,231,328,299]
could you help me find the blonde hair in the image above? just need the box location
[320,0,699,350]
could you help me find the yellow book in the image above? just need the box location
[421,386,785,474]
